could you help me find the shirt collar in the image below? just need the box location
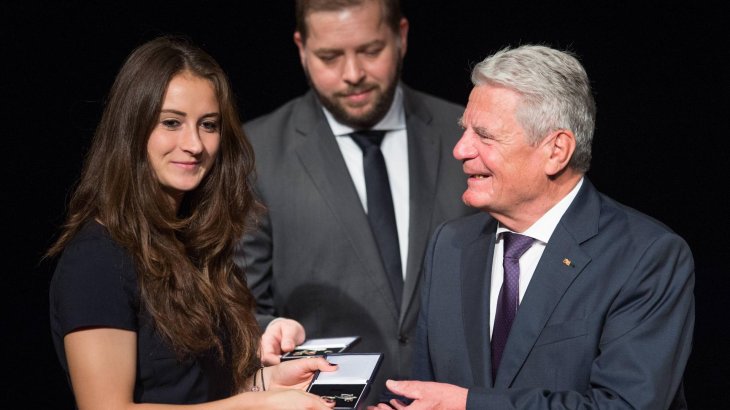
[496,177,584,244]
[323,85,406,136]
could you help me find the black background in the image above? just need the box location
[3,1,727,408]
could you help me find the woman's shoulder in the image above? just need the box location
[53,220,137,293]
[50,220,140,335]
[68,219,114,245]
[63,220,127,261]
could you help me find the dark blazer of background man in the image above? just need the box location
[233,0,473,403]
[375,45,695,409]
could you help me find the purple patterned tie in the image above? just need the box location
[491,232,534,381]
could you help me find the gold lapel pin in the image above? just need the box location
[563,258,574,267]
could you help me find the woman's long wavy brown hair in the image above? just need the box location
[47,36,261,391]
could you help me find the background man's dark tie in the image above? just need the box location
[491,232,534,380]
[350,130,403,308]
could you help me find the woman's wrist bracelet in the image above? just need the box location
[260,366,266,391]
[250,366,264,392]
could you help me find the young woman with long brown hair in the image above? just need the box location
[47,35,336,409]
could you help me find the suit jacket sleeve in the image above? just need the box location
[465,233,695,409]
[234,202,277,329]
[234,112,296,330]
[412,222,446,382]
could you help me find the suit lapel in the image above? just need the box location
[495,227,590,386]
[292,93,400,318]
[495,180,600,387]
[400,86,441,325]
[460,219,497,387]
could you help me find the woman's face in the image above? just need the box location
[147,72,221,207]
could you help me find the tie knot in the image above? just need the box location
[502,232,534,260]
[350,130,386,151]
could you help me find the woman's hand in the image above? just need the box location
[246,389,336,409]
[265,357,338,390]
[260,318,306,365]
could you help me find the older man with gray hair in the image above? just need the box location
[373,44,694,410]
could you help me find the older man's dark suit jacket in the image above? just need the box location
[414,179,694,409]
[235,85,475,402]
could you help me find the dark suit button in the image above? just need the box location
[398,336,409,344]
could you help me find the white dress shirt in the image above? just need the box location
[489,178,584,336]
[322,86,410,278]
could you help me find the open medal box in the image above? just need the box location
[307,353,383,410]
[280,336,360,360]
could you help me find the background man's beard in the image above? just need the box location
[306,60,402,130]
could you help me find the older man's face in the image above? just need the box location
[453,84,552,225]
